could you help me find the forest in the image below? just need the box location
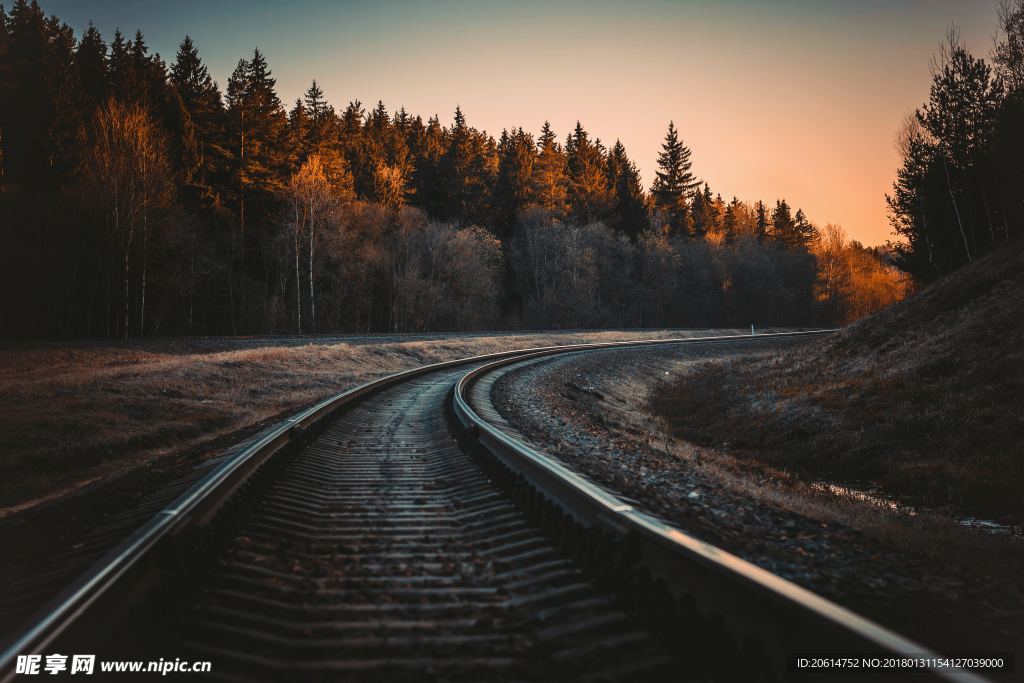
[888,4,1024,281]
[0,0,961,339]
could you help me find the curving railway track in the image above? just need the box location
[0,332,993,682]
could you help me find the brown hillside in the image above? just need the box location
[652,241,1024,513]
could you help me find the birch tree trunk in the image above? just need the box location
[309,193,315,334]
[942,156,972,264]
[79,100,172,340]
[139,158,148,338]
[295,201,303,335]
[123,228,132,341]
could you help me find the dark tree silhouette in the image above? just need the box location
[651,121,699,235]
[0,1,918,339]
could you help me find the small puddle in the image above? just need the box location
[920,508,1024,537]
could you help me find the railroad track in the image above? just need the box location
[11,326,691,350]
[0,332,991,682]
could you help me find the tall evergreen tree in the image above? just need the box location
[650,120,699,234]
[887,120,950,279]
[227,48,288,204]
[993,1,1024,242]
[771,199,794,244]
[303,80,330,148]
[606,139,647,238]
[754,200,769,240]
[723,197,741,244]
[339,99,369,198]
[917,33,1004,257]
[107,28,130,94]
[223,49,288,329]
[791,208,818,248]
[41,14,79,177]
[170,36,227,198]
[298,80,350,196]
[363,100,413,207]
[565,121,611,224]
[410,114,447,217]
[288,98,309,165]
[493,126,535,234]
[128,30,154,104]
[75,22,107,112]
[689,183,718,237]
[439,106,495,223]
[528,120,568,217]
[3,1,79,185]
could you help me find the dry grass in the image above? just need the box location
[651,241,1024,517]
[531,345,1022,570]
[0,329,703,513]
[491,344,1023,652]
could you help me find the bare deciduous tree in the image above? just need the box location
[77,99,172,339]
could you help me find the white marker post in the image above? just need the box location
[751,324,755,336]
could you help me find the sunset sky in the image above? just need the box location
[45,0,1002,246]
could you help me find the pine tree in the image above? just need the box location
[393,106,411,137]
[302,80,329,151]
[3,2,80,185]
[887,122,949,279]
[723,197,740,244]
[108,28,130,93]
[917,32,1004,256]
[288,98,309,165]
[170,36,227,197]
[711,193,726,236]
[771,199,794,244]
[339,99,368,198]
[75,22,107,111]
[689,183,717,237]
[494,127,535,233]
[1,0,50,186]
[650,121,699,234]
[237,48,289,197]
[606,140,647,238]
[129,30,154,104]
[298,80,350,198]
[410,113,447,217]
[439,106,495,223]
[993,3,1024,243]
[41,14,79,177]
[565,121,611,224]
[754,200,769,240]
[792,208,818,249]
[528,120,568,217]
[107,29,168,111]
[363,100,412,207]
[223,48,289,329]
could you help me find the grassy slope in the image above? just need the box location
[651,242,1024,512]
[0,329,711,511]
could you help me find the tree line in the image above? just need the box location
[0,0,905,339]
[888,1,1024,281]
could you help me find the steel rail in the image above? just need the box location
[451,334,992,683]
[0,328,832,681]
